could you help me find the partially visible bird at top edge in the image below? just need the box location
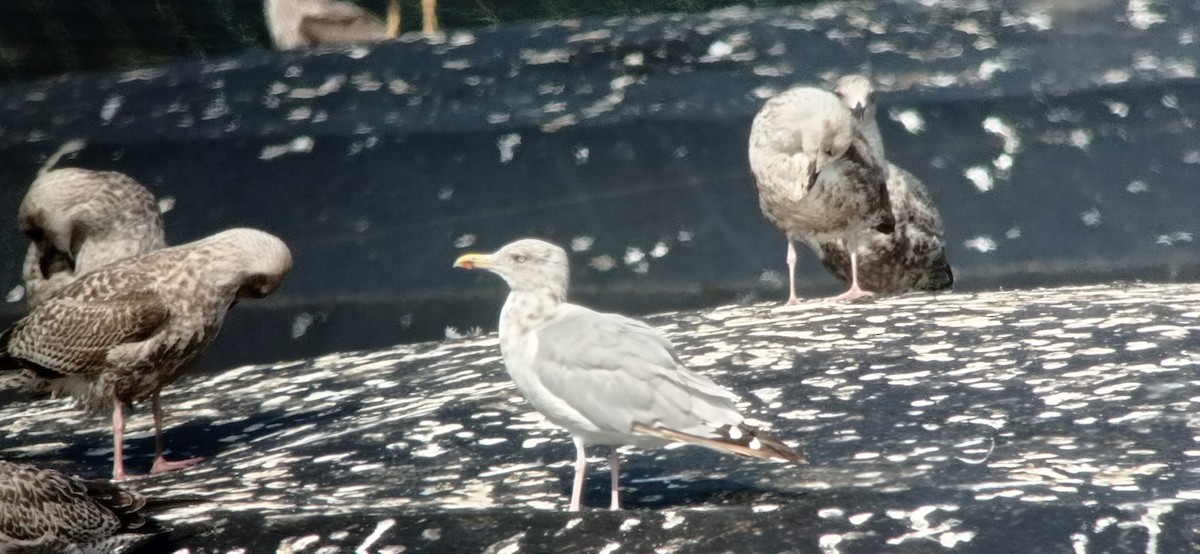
[265,0,439,50]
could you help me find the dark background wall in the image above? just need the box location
[0,0,1195,371]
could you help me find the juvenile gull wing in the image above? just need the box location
[531,304,744,440]
[3,290,169,378]
[0,460,194,552]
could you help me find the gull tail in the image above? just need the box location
[632,423,805,463]
[0,327,19,373]
[922,254,954,292]
[1,327,60,400]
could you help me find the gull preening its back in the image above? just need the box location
[455,239,804,512]
[824,75,954,294]
[0,228,293,480]
[18,168,166,308]
[748,85,895,302]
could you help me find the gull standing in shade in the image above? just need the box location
[455,239,804,512]
[18,168,166,309]
[0,229,292,480]
[748,85,895,303]
[823,75,954,293]
[0,460,191,553]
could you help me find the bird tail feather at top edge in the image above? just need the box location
[632,423,806,463]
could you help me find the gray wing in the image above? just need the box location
[532,305,741,437]
[299,1,388,45]
[5,289,169,377]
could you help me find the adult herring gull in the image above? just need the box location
[0,460,188,553]
[455,239,804,511]
[748,85,895,303]
[824,75,954,293]
[0,228,293,480]
[18,168,166,308]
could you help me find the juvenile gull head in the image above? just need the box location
[834,75,877,121]
[0,228,292,480]
[834,74,883,156]
[748,85,894,303]
[18,168,166,308]
[0,460,191,553]
[456,238,804,512]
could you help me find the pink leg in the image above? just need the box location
[569,437,587,512]
[831,250,875,301]
[112,403,129,480]
[149,392,203,475]
[609,449,621,510]
[785,241,801,305]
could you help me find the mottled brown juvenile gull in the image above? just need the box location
[455,239,804,511]
[265,0,432,49]
[0,460,188,553]
[748,85,895,303]
[0,228,292,480]
[18,168,166,308]
[824,75,954,293]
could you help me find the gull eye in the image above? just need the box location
[514,254,527,263]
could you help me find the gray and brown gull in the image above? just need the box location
[821,75,954,294]
[454,239,804,512]
[0,228,292,480]
[748,84,895,302]
[18,168,165,309]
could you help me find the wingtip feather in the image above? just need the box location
[632,423,806,463]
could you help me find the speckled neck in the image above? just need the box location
[499,288,563,340]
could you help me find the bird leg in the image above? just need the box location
[385,0,401,38]
[149,391,203,475]
[421,0,439,34]
[112,402,130,480]
[785,240,802,305]
[609,449,621,510]
[831,250,875,301]
[570,437,588,512]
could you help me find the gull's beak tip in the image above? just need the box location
[454,253,491,270]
